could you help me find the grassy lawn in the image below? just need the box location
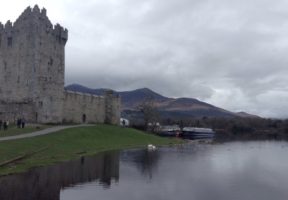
[0,125,51,137]
[0,124,182,176]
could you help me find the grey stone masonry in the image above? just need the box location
[0,5,120,125]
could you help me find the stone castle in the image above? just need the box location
[0,5,120,124]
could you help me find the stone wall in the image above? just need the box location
[0,101,35,123]
[63,90,120,124]
[63,91,106,124]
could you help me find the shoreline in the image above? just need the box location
[0,124,183,176]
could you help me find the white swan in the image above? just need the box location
[147,144,156,150]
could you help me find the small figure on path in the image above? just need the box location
[17,118,22,128]
[21,118,26,128]
[3,121,8,131]
[0,120,2,130]
[122,119,126,127]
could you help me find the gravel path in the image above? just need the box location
[0,124,93,142]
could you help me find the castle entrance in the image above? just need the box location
[82,114,86,123]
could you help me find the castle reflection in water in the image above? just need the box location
[0,151,120,200]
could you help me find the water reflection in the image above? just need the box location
[0,151,120,200]
[63,141,288,200]
[2,141,288,200]
[121,149,161,179]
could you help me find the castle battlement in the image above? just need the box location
[0,5,68,45]
[14,5,50,26]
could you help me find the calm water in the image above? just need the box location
[1,141,288,200]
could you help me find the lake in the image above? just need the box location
[1,140,288,200]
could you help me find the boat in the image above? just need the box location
[182,127,215,139]
[158,125,181,137]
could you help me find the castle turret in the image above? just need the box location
[104,91,121,125]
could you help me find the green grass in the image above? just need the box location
[0,125,51,137]
[0,124,182,176]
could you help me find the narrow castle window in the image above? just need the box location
[7,37,12,47]
[48,58,53,66]
[4,61,7,71]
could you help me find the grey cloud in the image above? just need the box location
[2,0,288,118]
[63,0,288,118]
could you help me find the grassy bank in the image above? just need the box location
[0,124,182,176]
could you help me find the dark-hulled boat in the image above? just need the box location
[182,127,215,139]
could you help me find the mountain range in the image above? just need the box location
[65,84,259,120]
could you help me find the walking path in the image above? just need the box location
[0,124,93,142]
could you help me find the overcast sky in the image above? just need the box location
[1,0,288,118]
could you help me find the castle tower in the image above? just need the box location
[104,90,121,125]
[0,5,68,123]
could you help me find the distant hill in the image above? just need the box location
[65,84,108,96]
[235,112,260,118]
[65,84,259,120]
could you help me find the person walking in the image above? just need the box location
[3,121,7,131]
[21,118,26,128]
[122,119,126,127]
[17,118,21,128]
[0,120,2,130]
